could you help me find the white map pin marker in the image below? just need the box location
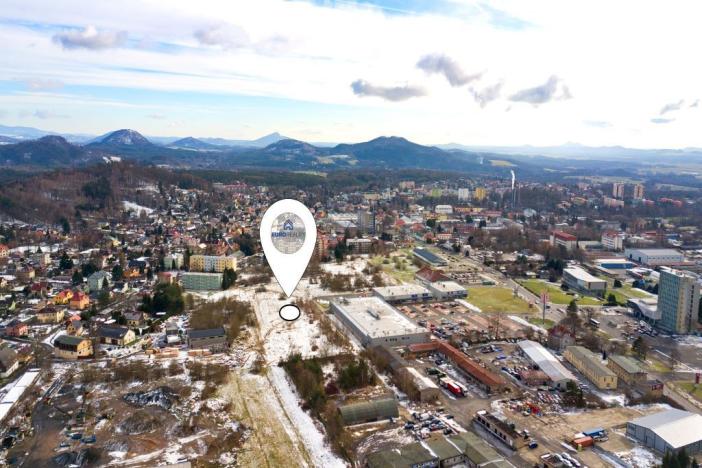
[260,199,317,298]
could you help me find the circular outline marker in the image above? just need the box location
[279,303,301,322]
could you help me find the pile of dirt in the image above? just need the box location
[117,410,163,435]
[123,386,178,410]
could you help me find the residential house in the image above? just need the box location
[53,289,74,305]
[54,335,93,360]
[36,306,65,324]
[124,311,146,329]
[3,319,28,337]
[0,244,8,259]
[70,291,90,310]
[98,326,136,347]
[87,271,111,292]
[66,320,85,336]
[0,348,20,378]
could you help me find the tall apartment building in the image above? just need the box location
[189,255,237,273]
[601,231,625,251]
[164,253,184,270]
[457,188,471,200]
[656,268,700,334]
[357,210,376,234]
[612,182,625,199]
[633,184,645,200]
[182,272,223,290]
[473,187,487,201]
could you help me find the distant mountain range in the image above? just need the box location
[1,125,701,183]
[3,123,702,165]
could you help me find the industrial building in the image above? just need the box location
[413,248,448,267]
[372,284,432,304]
[188,328,228,352]
[330,297,429,347]
[366,432,512,468]
[399,367,440,402]
[517,340,577,389]
[337,397,398,426]
[426,281,468,300]
[562,266,607,297]
[607,354,647,386]
[564,346,617,390]
[656,267,701,334]
[625,248,685,267]
[473,411,528,450]
[626,408,702,455]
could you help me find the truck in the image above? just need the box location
[439,377,466,397]
[582,427,606,439]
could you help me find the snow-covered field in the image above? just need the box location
[616,446,660,468]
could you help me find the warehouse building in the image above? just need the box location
[517,340,577,389]
[366,432,513,468]
[564,346,617,389]
[607,354,647,386]
[331,297,429,347]
[338,397,398,426]
[625,248,685,267]
[562,266,607,297]
[413,248,448,267]
[626,408,702,455]
[372,284,432,304]
[399,366,440,402]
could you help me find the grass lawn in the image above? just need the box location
[527,317,556,329]
[645,356,672,373]
[677,382,702,402]
[519,279,603,306]
[466,286,533,314]
[369,254,417,283]
[605,281,652,305]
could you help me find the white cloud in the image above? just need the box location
[53,25,127,50]
[1,0,702,147]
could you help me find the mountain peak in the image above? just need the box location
[99,129,151,146]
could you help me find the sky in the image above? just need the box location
[1,0,702,148]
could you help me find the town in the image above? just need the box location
[0,164,701,468]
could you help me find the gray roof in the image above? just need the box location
[338,397,398,425]
[628,409,702,449]
[188,328,226,339]
[99,326,130,339]
[609,354,645,375]
[518,340,577,384]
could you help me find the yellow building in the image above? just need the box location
[36,306,65,324]
[189,255,237,273]
[564,346,617,390]
[474,187,487,201]
[53,289,73,305]
[607,354,647,386]
[54,335,93,360]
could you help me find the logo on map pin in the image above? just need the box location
[260,200,316,319]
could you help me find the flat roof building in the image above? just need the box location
[563,266,607,297]
[625,248,685,267]
[331,297,429,347]
[517,340,577,389]
[564,346,617,390]
[413,248,448,267]
[372,284,432,304]
[656,267,700,334]
[426,281,467,300]
[626,408,702,455]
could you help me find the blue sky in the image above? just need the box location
[1,0,701,147]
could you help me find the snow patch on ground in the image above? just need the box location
[616,446,660,468]
[269,366,347,468]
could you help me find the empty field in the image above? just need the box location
[466,286,532,313]
[519,280,602,306]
